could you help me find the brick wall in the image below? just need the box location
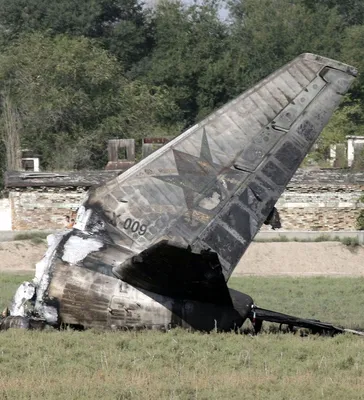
[9,188,87,230]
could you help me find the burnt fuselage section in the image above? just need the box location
[2,229,254,332]
[47,262,253,331]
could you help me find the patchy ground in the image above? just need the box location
[235,241,364,277]
[1,239,364,277]
[0,240,47,272]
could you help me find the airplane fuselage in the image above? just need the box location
[46,264,253,332]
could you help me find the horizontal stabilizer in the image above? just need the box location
[251,306,364,336]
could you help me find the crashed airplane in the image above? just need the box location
[1,53,361,335]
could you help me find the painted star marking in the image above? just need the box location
[155,131,244,211]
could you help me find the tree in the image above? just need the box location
[301,0,364,26]
[0,93,21,170]
[318,100,364,153]
[340,26,364,101]
[294,0,364,147]
[144,0,231,126]
[318,25,364,153]
[227,0,344,95]
[0,0,152,70]
[0,33,180,170]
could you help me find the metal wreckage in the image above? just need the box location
[1,53,363,336]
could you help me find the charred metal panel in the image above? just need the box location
[202,223,247,267]
[113,241,232,305]
[47,262,244,331]
[274,142,302,171]
[49,263,172,329]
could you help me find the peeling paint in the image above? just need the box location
[62,235,103,264]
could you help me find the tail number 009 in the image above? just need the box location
[123,218,147,236]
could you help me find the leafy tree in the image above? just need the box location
[318,25,364,153]
[0,33,180,170]
[341,26,364,101]
[144,0,231,125]
[0,0,363,175]
[302,0,364,26]
[227,0,344,95]
[314,100,364,164]
[118,81,183,137]
[0,0,152,70]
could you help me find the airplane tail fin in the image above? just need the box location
[249,306,364,336]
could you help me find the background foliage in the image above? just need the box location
[0,0,363,170]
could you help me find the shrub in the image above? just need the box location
[356,210,364,230]
[341,237,359,247]
[14,231,49,243]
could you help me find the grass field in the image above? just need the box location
[230,276,364,329]
[1,273,364,399]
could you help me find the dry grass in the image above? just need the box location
[1,329,364,399]
[1,274,364,399]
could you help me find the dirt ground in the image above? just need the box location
[0,240,47,273]
[1,239,364,277]
[235,241,364,277]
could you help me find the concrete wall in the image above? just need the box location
[273,186,364,231]
[9,189,87,230]
[10,186,364,231]
[0,199,12,231]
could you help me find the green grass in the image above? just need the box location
[0,273,33,312]
[230,276,364,329]
[13,231,49,244]
[2,329,364,399]
[2,275,364,328]
[341,236,360,247]
[254,235,360,246]
[2,274,364,399]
